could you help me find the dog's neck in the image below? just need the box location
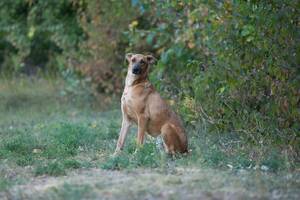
[125,71,148,87]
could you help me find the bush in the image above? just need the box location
[0,0,84,75]
[123,0,299,162]
[0,0,135,94]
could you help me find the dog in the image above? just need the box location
[114,53,188,155]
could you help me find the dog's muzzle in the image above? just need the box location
[132,64,141,75]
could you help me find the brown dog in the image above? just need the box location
[114,53,188,154]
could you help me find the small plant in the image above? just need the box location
[0,177,11,192]
[102,142,162,170]
[101,154,130,170]
[4,133,37,156]
[49,184,95,200]
[35,161,66,176]
[129,143,160,168]
[62,159,82,169]
[34,159,82,176]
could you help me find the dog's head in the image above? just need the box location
[125,53,156,76]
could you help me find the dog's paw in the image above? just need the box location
[112,150,121,157]
[133,149,139,155]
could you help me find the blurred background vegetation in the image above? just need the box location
[0,0,299,168]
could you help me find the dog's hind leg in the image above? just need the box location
[161,123,187,154]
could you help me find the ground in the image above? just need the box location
[0,78,299,200]
[4,168,298,200]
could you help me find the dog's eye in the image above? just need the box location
[131,58,136,62]
[140,60,146,64]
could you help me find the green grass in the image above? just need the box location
[0,78,299,199]
[49,184,96,200]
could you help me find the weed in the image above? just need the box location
[49,184,95,200]
[101,154,130,170]
[35,161,67,176]
[102,142,168,170]
[62,159,82,169]
[0,177,11,192]
[3,132,37,156]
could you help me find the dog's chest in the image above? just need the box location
[121,88,136,116]
[121,88,132,106]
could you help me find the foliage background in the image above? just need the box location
[0,0,299,168]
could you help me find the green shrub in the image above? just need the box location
[0,0,84,75]
[124,0,299,163]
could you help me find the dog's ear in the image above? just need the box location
[125,53,133,63]
[146,55,156,65]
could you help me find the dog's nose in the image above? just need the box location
[132,64,141,74]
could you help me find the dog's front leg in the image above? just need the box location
[114,116,131,155]
[136,115,147,147]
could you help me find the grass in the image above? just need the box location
[49,184,96,200]
[0,77,299,199]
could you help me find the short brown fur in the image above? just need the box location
[114,53,188,154]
